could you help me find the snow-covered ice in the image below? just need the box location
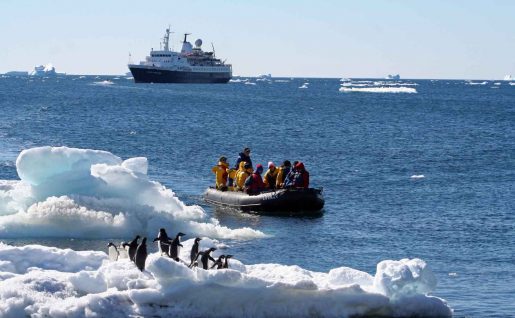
[0,242,451,317]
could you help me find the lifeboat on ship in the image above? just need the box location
[203,187,324,215]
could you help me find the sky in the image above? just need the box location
[1,0,514,79]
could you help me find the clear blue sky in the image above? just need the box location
[1,0,514,79]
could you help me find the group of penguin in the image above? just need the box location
[107,228,233,272]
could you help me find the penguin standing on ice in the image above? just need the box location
[223,255,233,269]
[169,232,186,261]
[194,247,217,270]
[134,237,148,272]
[153,228,172,256]
[118,242,129,259]
[210,255,225,269]
[107,242,119,261]
[190,237,202,265]
[124,235,140,262]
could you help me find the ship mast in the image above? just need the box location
[162,27,172,51]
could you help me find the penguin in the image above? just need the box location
[169,232,186,261]
[190,237,202,265]
[118,242,129,259]
[210,255,225,269]
[153,228,172,256]
[194,247,217,270]
[134,237,148,272]
[124,235,140,262]
[107,242,119,261]
[223,255,233,269]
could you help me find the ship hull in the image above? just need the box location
[129,66,231,84]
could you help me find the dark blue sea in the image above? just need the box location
[0,75,514,317]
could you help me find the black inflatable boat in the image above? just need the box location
[203,187,324,214]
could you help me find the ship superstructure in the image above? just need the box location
[128,28,232,83]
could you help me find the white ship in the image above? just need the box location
[128,27,232,83]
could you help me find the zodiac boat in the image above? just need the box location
[204,187,324,215]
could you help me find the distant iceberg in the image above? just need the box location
[504,75,514,81]
[29,63,57,77]
[4,71,28,76]
[256,73,272,82]
[386,74,400,80]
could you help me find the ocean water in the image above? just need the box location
[0,75,514,317]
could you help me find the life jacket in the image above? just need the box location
[264,168,278,189]
[212,162,228,188]
[276,166,291,188]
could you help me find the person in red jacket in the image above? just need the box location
[292,162,309,188]
[244,164,265,195]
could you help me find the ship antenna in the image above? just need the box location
[163,27,172,51]
[211,42,216,58]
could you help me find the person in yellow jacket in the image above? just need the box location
[211,156,229,190]
[275,160,292,189]
[235,162,252,191]
[263,161,279,190]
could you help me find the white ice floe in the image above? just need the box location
[229,78,248,83]
[0,242,451,317]
[299,83,309,89]
[339,87,417,93]
[510,82,515,86]
[465,81,488,85]
[244,82,256,85]
[0,146,265,240]
[92,80,114,86]
[410,175,425,179]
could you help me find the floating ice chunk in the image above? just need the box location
[1,147,266,240]
[244,81,256,85]
[93,80,114,85]
[339,87,417,93]
[16,146,121,186]
[373,258,437,299]
[465,81,488,85]
[410,175,425,179]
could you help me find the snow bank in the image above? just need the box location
[0,242,451,317]
[0,146,265,240]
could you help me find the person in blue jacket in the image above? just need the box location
[234,147,252,169]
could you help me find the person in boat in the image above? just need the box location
[286,162,310,188]
[235,162,252,191]
[234,147,252,170]
[211,156,229,191]
[227,167,237,190]
[244,164,265,195]
[275,160,292,189]
[263,161,278,190]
